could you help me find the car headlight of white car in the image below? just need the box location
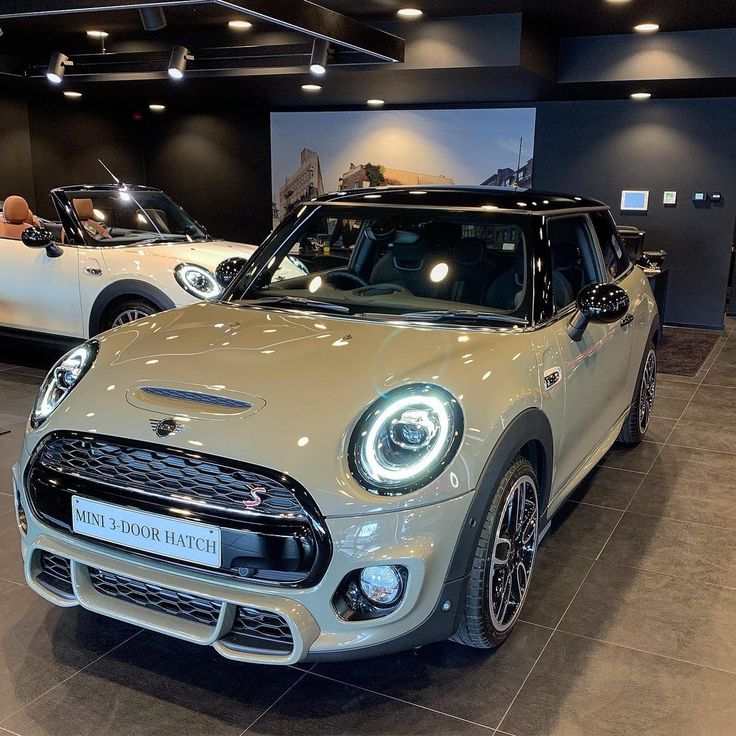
[174,263,223,300]
[31,341,99,428]
[349,384,464,495]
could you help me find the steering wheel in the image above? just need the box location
[323,270,368,289]
[353,283,413,297]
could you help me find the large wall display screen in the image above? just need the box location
[270,108,536,223]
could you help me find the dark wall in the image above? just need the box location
[533,98,736,328]
[144,110,272,245]
[27,100,145,219]
[0,94,35,211]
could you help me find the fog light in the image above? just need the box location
[359,565,403,606]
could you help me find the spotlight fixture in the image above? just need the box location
[63,91,82,98]
[228,20,252,30]
[367,99,385,106]
[301,84,322,92]
[309,39,330,76]
[140,7,167,31]
[168,46,193,79]
[634,22,659,32]
[0,27,3,38]
[86,30,108,38]
[47,52,73,84]
[397,8,423,18]
[149,103,166,112]
[631,92,652,100]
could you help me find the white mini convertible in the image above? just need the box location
[0,185,304,341]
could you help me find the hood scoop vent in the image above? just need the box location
[140,386,252,411]
[126,380,266,420]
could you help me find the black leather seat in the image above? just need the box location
[551,241,582,309]
[484,244,526,311]
[450,237,493,305]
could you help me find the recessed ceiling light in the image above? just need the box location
[631,92,652,100]
[604,0,632,3]
[397,8,423,18]
[149,103,166,111]
[367,98,385,106]
[63,91,82,98]
[228,20,252,30]
[86,30,108,38]
[301,84,322,92]
[634,22,659,32]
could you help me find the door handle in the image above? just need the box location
[620,313,634,327]
[85,267,102,276]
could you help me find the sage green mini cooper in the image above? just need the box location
[13,187,658,664]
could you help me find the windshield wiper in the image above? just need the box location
[401,310,528,326]
[245,296,351,314]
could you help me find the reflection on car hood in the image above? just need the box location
[133,238,258,269]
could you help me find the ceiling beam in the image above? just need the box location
[0,0,405,62]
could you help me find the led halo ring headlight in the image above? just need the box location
[31,340,99,428]
[349,383,464,495]
[174,262,223,300]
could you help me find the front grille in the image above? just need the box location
[222,605,294,654]
[37,551,74,597]
[140,387,253,411]
[26,432,331,587]
[38,435,305,518]
[89,567,222,626]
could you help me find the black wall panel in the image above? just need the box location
[533,98,736,329]
[0,94,35,211]
[143,110,272,245]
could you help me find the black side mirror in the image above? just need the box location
[215,256,247,287]
[21,227,63,258]
[568,282,630,342]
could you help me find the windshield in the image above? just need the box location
[64,189,208,245]
[228,204,533,324]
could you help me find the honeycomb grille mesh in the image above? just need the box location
[224,605,294,653]
[89,568,223,626]
[38,551,74,597]
[38,436,307,518]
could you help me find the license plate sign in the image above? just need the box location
[71,496,221,568]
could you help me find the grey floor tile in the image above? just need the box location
[559,560,736,673]
[652,396,689,420]
[543,502,623,560]
[312,622,549,728]
[0,588,140,721]
[247,672,494,735]
[655,380,698,401]
[649,444,736,489]
[501,631,736,736]
[644,417,676,444]
[629,473,736,530]
[0,514,25,584]
[568,466,644,510]
[599,512,736,588]
[522,549,593,628]
[3,630,305,736]
[599,441,662,473]
[666,419,736,454]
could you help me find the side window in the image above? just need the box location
[590,211,630,280]
[547,216,600,312]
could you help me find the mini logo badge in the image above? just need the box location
[149,417,189,438]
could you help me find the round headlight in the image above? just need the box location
[31,341,98,428]
[349,384,463,495]
[174,263,223,299]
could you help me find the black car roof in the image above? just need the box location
[311,186,607,213]
[52,184,163,194]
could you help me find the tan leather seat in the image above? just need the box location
[73,197,111,239]
[0,196,33,239]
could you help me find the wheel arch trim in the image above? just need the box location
[89,280,176,336]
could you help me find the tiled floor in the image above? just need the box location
[0,320,735,736]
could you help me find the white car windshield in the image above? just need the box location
[64,189,208,245]
[230,204,532,325]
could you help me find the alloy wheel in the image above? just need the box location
[111,308,152,327]
[638,349,657,433]
[489,474,538,632]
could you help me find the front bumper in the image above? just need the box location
[13,456,474,664]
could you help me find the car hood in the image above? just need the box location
[36,301,540,516]
[135,239,258,270]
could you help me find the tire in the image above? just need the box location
[617,341,657,446]
[452,456,539,649]
[103,298,157,330]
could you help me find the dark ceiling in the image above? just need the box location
[0,0,734,109]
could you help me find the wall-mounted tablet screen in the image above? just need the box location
[620,190,649,211]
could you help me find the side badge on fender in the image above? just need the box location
[149,417,189,438]
[543,367,562,391]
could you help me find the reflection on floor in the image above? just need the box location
[0,318,735,736]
